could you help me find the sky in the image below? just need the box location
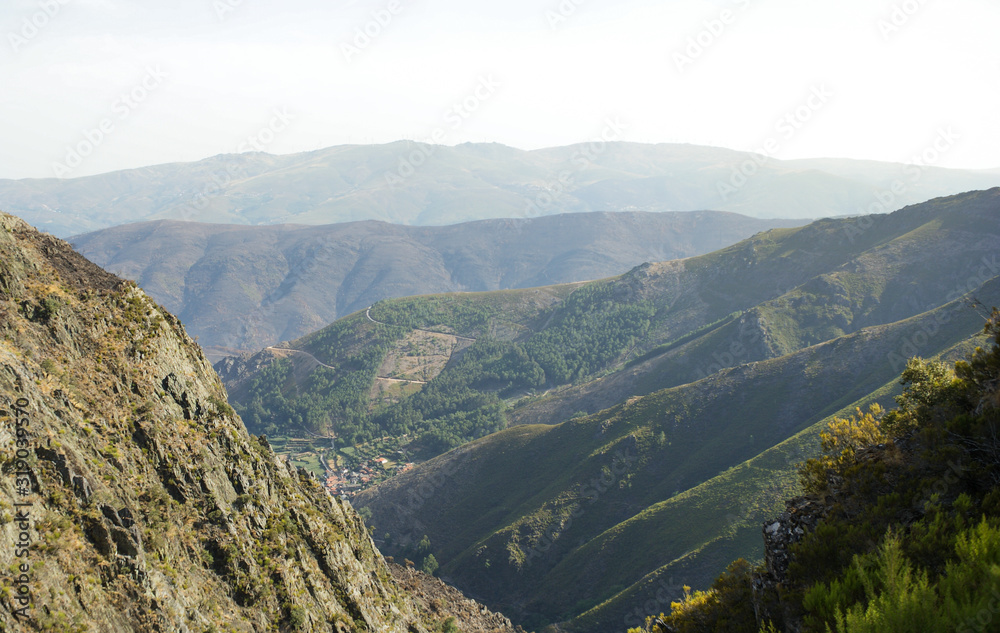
[1,0,998,179]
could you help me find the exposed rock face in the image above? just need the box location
[0,212,506,631]
[760,497,827,586]
[753,496,829,632]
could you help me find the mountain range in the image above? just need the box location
[2,179,998,633]
[5,141,999,237]
[211,188,1000,631]
[71,210,802,358]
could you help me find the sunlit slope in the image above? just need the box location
[358,278,998,631]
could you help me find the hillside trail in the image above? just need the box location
[266,346,337,370]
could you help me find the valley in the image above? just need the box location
[214,188,1000,631]
[6,3,1000,631]
[1,188,998,632]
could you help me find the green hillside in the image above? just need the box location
[629,312,1000,633]
[355,286,997,630]
[223,189,1000,461]
[226,286,580,450]
[567,331,986,633]
[73,209,795,357]
[332,190,1000,631]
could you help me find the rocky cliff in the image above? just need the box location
[0,211,518,632]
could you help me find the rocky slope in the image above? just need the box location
[0,211,519,632]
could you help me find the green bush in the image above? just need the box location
[631,560,758,633]
[799,404,887,495]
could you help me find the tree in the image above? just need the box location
[955,307,1000,412]
[881,358,958,436]
[417,534,431,555]
[420,554,439,576]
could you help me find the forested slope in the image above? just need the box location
[223,190,1000,459]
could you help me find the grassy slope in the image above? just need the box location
[358,277,1000,631]
[565,334,986,633]
[553,299,997,631]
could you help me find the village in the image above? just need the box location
[273,435,417,498]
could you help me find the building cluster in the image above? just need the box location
[324,455,415,497]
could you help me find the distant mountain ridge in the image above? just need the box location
[3,141,998,236]
[71,210,803,357]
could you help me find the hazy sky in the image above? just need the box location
[1,0,998,179]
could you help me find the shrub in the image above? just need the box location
[636,559,758,633]
[804,519,1000,633]
[799,404,886,494]
[288,604,307,630]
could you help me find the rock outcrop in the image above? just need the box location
[0,212,518,632]
[752,496,829,632]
